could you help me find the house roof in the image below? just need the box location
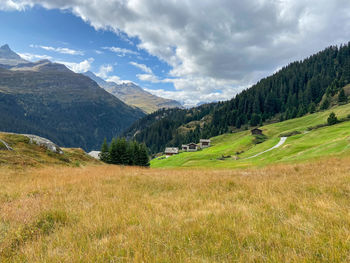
[251,128,262,131]
[165,147,179,154]
[187,142,198,146]
[200,139,211,142]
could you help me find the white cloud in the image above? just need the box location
[136,73,160,83]
[56,58,94,73]
[3,0,350,103]
[129,61,152,74]
[18,52,52,61]
[102,46,138,56]
[30,44,84,55]
[96,64,113,78]
[0,0,31,11]
[106,75,133,84]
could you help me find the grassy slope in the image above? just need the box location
[152,103,350,168]
[0,133,100,168]
[1,159,349,262]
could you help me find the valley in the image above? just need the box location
[1,3,350,261]
[152,103,350,168]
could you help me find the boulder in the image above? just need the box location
[23,134,64,154]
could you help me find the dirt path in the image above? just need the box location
[245,137,287,159]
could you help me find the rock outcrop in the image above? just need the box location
[88,151,101,159]
[0,138,13,151]
[23,134,64,154]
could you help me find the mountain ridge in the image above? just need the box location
[125,43,350,154]
[0,45,145,151]
[83,71,183,114]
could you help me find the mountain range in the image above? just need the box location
[0,44,145,151]
[83,71,182,114]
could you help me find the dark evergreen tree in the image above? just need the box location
[338,88,347,103]
[118,138,128,165]
[327,112,338,125]
[138,143,150,167]
[250,113,261,126]
[308,102,316,113]
[109,138,119,164]
[320,97,330,110]
[100,138,149,166]
[125,142,134,165]
[132,141,140,165]
[100,138,109,163]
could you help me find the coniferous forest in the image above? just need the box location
[100,138,150,167]
[124,43,350,154]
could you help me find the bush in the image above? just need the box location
[279,131,301,137]
[253,134,267,144]
[327,112,338,125]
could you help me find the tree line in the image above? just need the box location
[100,138,150,166]
[124,43,350,154]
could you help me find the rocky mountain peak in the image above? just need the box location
[0,44,22,60]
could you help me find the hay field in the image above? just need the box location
[1,158,350,262]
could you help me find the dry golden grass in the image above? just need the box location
[1,157,350,262]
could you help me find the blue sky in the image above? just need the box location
[0,6,174,96]
[1,1,350,106]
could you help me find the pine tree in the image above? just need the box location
[320,97,330,110]
[308,102,316,113]
[327,112,338,125]
[118,138,128,165]
[338,88,347,103]
[100,138,109,163]
[138,143,150,167]
[132,141,140,165]
[125,141,134,165]
[250,113,261,126]
[109,138,118,164]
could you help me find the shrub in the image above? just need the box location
[253,134,267,144]
[327,112,338,125]
[279,131,301,137]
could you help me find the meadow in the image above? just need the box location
[1,158,350,262]
[152,103,350,168]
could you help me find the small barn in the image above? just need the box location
[164,147,179,157]
[187,143,199,152]
[251,128,263,135]
[200,139,211,148]
[182,144,189,151]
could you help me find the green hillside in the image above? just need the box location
[126,43,350,154]
[0,132,100,168]
[151,103,350,168]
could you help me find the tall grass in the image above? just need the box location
[1,158,350,262]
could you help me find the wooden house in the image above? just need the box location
[251,128,263,135]
[182,144,189,151]
[200,139,211,148]
[187,143,199,152]
[164,147,179,157]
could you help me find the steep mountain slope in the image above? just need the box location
[0,44,28,67]
[125,43,350,154]
[84,71,182,113]
[152,103,350,168]
[0,45,145,151]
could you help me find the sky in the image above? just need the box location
[1,0,350,107]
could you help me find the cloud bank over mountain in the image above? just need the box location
[3,0,350,105]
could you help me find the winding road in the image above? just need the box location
[245,137,287,159]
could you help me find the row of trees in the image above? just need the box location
[100,138,149,166]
